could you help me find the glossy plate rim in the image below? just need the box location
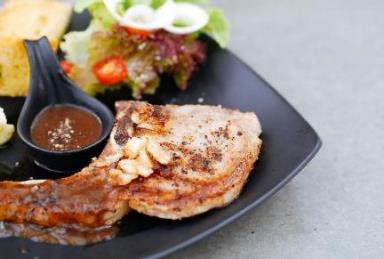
[147,54,322,258]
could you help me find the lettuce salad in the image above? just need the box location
[60,0,229,99]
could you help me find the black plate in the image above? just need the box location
[0,12,321,259]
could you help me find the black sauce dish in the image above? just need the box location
[17,37,114,173]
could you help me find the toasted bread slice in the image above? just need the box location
[0,38,30,97]
[0,0,72,97]
[0,0,72,41]
[0,37,60,97]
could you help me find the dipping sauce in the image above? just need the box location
[31,105,102,152]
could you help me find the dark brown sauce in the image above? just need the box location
[0,163,122,245]
[31,105,102,152]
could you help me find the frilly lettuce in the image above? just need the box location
[60,21,104,65]
[74,0,101,12]
[202,9,229,48]
[61,0,229,99]
[151,0,208,9]
[75,0,116,28]
[75,0,208,12]
[60,21,107,95]
[73,0,229,47]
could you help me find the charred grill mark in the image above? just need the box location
[135,104,170,124]
[206,146,223,162]
[188,153,211,173]
[153,164,172,178]
[152,105,170,122]
[127,161,249,210]
[114,105,136,145]
[160,141,220,175]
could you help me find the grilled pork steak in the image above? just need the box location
[121,102,263,219]
[0,102,262,231]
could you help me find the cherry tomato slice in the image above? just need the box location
[92,56,128,85]
[125,27,150,39]
[60,60,74,75]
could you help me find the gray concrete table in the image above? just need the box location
[169,0,384,258]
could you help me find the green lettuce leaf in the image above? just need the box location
[75,1,229,48]
[175,0,209,3]
[150,0,167,9]
[116,0,134,15]
[75,0,117,28]
[153,0,209,8]
[89,3,117,28]
[202,8,229,48]
[74,0,101,13]
[60,21,104,65]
